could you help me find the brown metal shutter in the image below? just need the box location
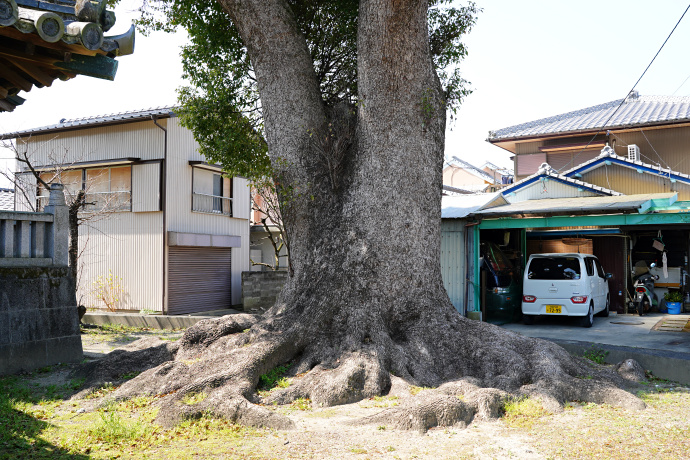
[546,152,573,172]
[547,150,601,172]
[168,247,232,315]
[517,153,546,176]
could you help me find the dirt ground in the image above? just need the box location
[11,326,686,460]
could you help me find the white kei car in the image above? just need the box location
[521,253,611,328]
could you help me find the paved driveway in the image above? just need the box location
[502,312,690,355]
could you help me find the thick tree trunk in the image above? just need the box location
[72,0,646,431]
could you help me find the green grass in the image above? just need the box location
[502,388,690,459]
[0,371,269,459]
[502,396,550,428]
[583,345,609,364]
[181,392,207,406]
[409,386,432,396]
[258,364,292,394]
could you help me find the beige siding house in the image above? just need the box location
[5,108,250,315]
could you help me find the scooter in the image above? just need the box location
[632,262,659,316]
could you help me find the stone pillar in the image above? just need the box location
[44,184,68,266]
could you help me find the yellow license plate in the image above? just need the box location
[546,305,562,314]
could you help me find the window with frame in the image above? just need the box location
[191,166,233,216]
[38,166,132,212]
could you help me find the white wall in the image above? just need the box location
[506,179,600,203]
[78,211,163,311]
[166,118,250,306]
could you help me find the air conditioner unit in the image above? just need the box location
[628,144,640,162]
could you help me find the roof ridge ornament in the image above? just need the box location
[600,143,616,157]
[625,90,640,102]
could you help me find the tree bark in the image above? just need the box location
[73,0,646,431]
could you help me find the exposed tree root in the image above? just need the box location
[72,307,647,432]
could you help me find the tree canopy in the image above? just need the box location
[134,0,478,180]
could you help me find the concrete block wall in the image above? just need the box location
[241,270,288,312]
[0,266,82,375]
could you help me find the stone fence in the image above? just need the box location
[0,184,82,375]
[0,184,68,267]
[241,270,288,312]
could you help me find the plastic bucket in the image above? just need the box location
[667,302,682,315]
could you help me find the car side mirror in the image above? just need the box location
[605,273,613,280]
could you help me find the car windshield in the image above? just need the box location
[527,257,581,280]
[483,242,513,272]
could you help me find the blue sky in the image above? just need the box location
[2,0,690,186]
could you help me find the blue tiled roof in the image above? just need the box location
[489,94,690,141]
[0,107,177,139]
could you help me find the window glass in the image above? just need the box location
[37,170,82,209]
[110,167,132,210]
[527,257,581,280]
[85,166,132,211]
[585,258,595,277]
[595,259,606,278]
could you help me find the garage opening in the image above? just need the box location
[168,246,232,315]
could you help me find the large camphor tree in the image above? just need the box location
[79,0,645,430]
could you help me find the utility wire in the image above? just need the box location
[559,3,690,172]
[672,72,690,95]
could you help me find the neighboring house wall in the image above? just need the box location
[14,114,251,313]
[440,219,468,315]
[506,179,601,203]
[250,228,289,271]
[442,166,488,188]
[514,146,601,179]
[512,126,690,180]
[165,117,250,307]
[20,120,165,312]
[79,213,163,311]
[581,167,688,200]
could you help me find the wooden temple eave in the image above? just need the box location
[0,0,135,112]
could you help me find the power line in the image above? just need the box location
[560,3,690,171]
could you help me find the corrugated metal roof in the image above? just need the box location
[489,94,690,141]
[501,163,622,197]
[0,188,14,211]
[474,193,677,217]
[441,192,504,218]
[446,156,498,184]
[0,106,177,139]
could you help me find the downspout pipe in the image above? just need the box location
[152,115,168,314]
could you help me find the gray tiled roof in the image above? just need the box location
[489,94,690,141]
[0,188,14,211]
[1,107,177,140]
